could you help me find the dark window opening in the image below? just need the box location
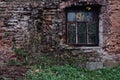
[65,5,100,46]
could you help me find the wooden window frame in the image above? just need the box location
[65,6,100,46]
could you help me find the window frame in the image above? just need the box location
[65,6,100,46]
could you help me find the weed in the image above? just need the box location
[24,65,120,80]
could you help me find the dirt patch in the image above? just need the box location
[0,65,27,80]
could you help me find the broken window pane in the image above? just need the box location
[76,12,85,21]
[76,12,93,22]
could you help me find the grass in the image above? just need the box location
[4,48,120,80]
[24,65,120,80]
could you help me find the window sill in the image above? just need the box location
[60,44,102,52]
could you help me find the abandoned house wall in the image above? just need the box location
[0,0,120,68]
[0,0,44,65]
[106,0,120,54]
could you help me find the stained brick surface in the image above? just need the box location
[107,0,120,53]
[0,0,119,67]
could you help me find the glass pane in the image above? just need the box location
[85,12,93,21]
[77,23,86,33]
[78,34,86,44]
[77,23,86,44]
[67,12,76,21]
[76,12,85,21]
[67,23,76,44]
[76,12,93,22]
[88,34,97,44]
[88,23,97,34]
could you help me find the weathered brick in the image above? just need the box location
[0,0,119,68]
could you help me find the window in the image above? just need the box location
[66,6,99,46]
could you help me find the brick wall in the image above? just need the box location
[106,0,120,54]
[0,0,120,68]
[0,0,44,65]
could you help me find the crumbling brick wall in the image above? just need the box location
[106,0,120,54]
[0,0,120,67]
[0,0,44,65]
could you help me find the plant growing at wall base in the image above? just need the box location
[9,48,29,66]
